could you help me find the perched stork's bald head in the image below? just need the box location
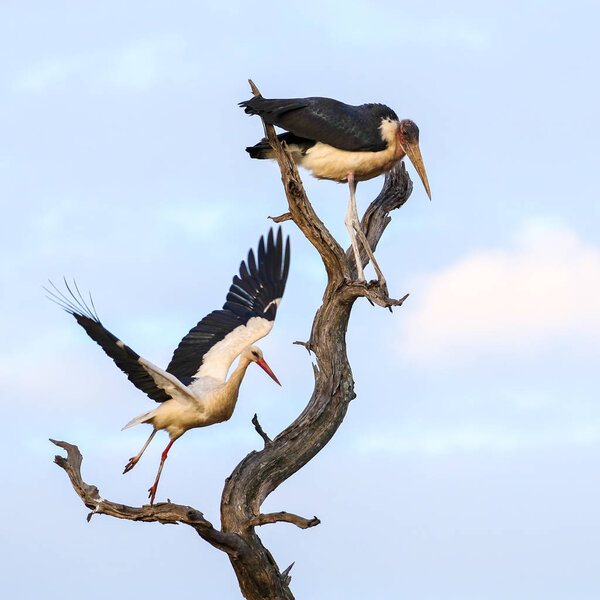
[397,119,431,200]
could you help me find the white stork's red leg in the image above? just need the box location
[147,439,175,505]
[345,173,386,284]
[345,173,366,282]
[123,429,157,474]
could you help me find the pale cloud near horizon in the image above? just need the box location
[397,221,600,364]
[10,34,197,93]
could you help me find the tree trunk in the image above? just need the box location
[52,81,414,600]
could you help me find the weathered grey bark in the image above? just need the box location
[52,80,414,600]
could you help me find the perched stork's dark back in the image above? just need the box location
[48,228,290,505]
[241,94,431,283]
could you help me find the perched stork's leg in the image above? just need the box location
[346,173,386,284]
[123,429,157,474]
[345,173,366,282]
[148,439,175,505]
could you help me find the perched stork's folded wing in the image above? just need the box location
[240,95,398,152]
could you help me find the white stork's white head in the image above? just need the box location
[242,345,281,386]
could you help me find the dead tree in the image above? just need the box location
[52,81,414,600]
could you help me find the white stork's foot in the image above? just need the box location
[148,483,158,506]
[123,456,139,474]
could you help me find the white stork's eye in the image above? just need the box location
[251,350,259,359]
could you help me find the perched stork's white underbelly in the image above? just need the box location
[298,142,402,182]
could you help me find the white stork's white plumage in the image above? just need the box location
[48,228,290,505]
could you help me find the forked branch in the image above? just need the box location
[50,439,242,554]
[53,80,415,600]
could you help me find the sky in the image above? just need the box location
[1,1,599,598]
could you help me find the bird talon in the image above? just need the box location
[148,486,157,505]
[123,458,137,474]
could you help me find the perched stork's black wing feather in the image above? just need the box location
[245,132,316,160]
[240,96,398,152]
[46,281,171,403]
[166,228,290,381]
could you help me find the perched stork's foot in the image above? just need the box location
[123,457,139,474]
[148,484,158,506]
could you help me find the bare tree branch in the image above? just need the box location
[269,212,293,223]
[252,414,272,446]
[50,439,243,554]
[281,562,295,586]
[247,79,351,283]
[246,512,321,529]
[54,79,415,600]
[345,161,415,278]
[216,81,415,599]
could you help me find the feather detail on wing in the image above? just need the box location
[166,228,290,382]
[46,280,172,403]
[137,357,196,405]
[240,95,398,152]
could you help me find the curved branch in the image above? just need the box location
[50,439,242,554]
[246,512,321,530]
[345,161,414,277]
[218,81,415,599]
[247,79,350,282]
[54,80,415,600]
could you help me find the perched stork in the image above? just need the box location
[48,228,290,505]
[240,94,431,283]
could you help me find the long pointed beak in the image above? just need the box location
[403,141,431,200]
[256,357,281,386]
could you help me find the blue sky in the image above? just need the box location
[2,1,600,599]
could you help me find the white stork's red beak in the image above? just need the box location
[256,357,281,386]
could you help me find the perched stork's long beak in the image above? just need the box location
[402,141,431,200]
[256,357,281,386]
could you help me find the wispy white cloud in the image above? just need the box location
[11,34,198,93]
[398,222,600,364]
[12,57,84,92]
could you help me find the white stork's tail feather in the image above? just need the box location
[122,409,157,430]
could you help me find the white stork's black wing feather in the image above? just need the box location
[240,96,398,152]
[166,228,290,381]
[46,281,171,403]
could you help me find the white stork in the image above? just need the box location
[48,228,290,505]
[240,94,431,283]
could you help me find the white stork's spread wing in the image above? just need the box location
[46,281,172,403]
[240,95,399,152]
[166,228,290,382]
[136,357,196,404]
